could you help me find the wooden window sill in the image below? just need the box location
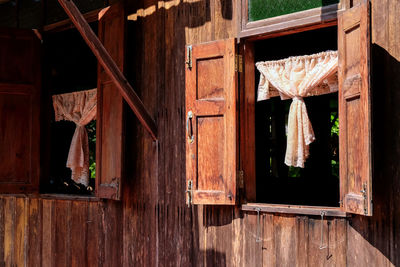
[242,203,349,217]
[40,193,101,202]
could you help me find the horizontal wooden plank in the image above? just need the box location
[39,194,101,202]
[57,0,158,141]
[242,203,349,217]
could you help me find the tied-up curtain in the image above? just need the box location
[52,89,97,186]
[256,51,338,168]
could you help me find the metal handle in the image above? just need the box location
[319,211,327,250]
[256,208,262,243]
[186,111,194,143]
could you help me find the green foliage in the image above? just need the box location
[86,120,96,179]
[330,112,339,178]
[330,112,339,136]
[288,166,301,178]
[248,0,339,22]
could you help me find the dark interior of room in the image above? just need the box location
[254,26,340,206]
[42,24,98,195]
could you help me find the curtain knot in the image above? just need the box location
[293,96,304,102]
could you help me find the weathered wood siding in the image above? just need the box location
[0,197,122,266]
[0,0,399,266]
[346,0,400,265]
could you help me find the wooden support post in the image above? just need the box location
[57,0,158,141]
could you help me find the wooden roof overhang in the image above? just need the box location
[57,0,158,141]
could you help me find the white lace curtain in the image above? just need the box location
[256,51,338,168]
[52,89,97,186]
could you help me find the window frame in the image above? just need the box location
[238,0,341,39]
[39,5,126,200]
[238,0,372,217]
[239,22,341,211]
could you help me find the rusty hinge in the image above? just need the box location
[235,54,243,73]
[186,45,192,70]
[361,182,368,215]
[237,170,244,188]
[186,180,193,207]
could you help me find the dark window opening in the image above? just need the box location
[42,24,98,195]
[254,26,339,207]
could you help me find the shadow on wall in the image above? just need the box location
[347,44,400,266]
[127,0,232,28]
[201,249,227,267]
[203,205,243,227]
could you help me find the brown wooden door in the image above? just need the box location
[185,39,238,205]
[338,0,372,215]
[96,2,126,200]
[0,29,41,193]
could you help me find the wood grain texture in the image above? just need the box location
[95,2,125,200]
[0,28,41,193]
[185,38,237,205]
[2,0,400,265]
[241,40,256,202]
[338,0,372,216]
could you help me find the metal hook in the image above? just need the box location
[319,211,327,250]
[256,208,262,243]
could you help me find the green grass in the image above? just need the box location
[249,0,339,21]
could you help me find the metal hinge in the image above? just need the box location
[237,170,244,188]
[361,182,368,215]
[186,180,193,207]
[186,45,192,70]
[235,54,243,73]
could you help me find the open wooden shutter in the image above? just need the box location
[185,39,238,205]
[0,29,41,193]
[96,2,126,200]
[338,0,372,215]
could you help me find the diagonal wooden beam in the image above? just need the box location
[57,0,158,141]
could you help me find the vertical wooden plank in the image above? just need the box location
[4,197,15,266]
[28,198,41,267]
[42,199,54,267]
[273,215,297,266]
[0,198,4,265]
[86,201,103,267]
[71,201,88,267]
[14,197,28,267]
[296,216,308,267]
[231,207,243,266]
[54,200,72,267]
[262,214,275,266]
[242,40,256,202]
[243,212,262,267]
[214,0,235,39]
[103,200,123,267]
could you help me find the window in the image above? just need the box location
[185,0,372,216]
[253,27,339,207]
[0,3,126,200]
[42,24,98,195]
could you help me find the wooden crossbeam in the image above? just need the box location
[57,0,158,141]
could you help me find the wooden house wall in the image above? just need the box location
[0,0,399,266]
